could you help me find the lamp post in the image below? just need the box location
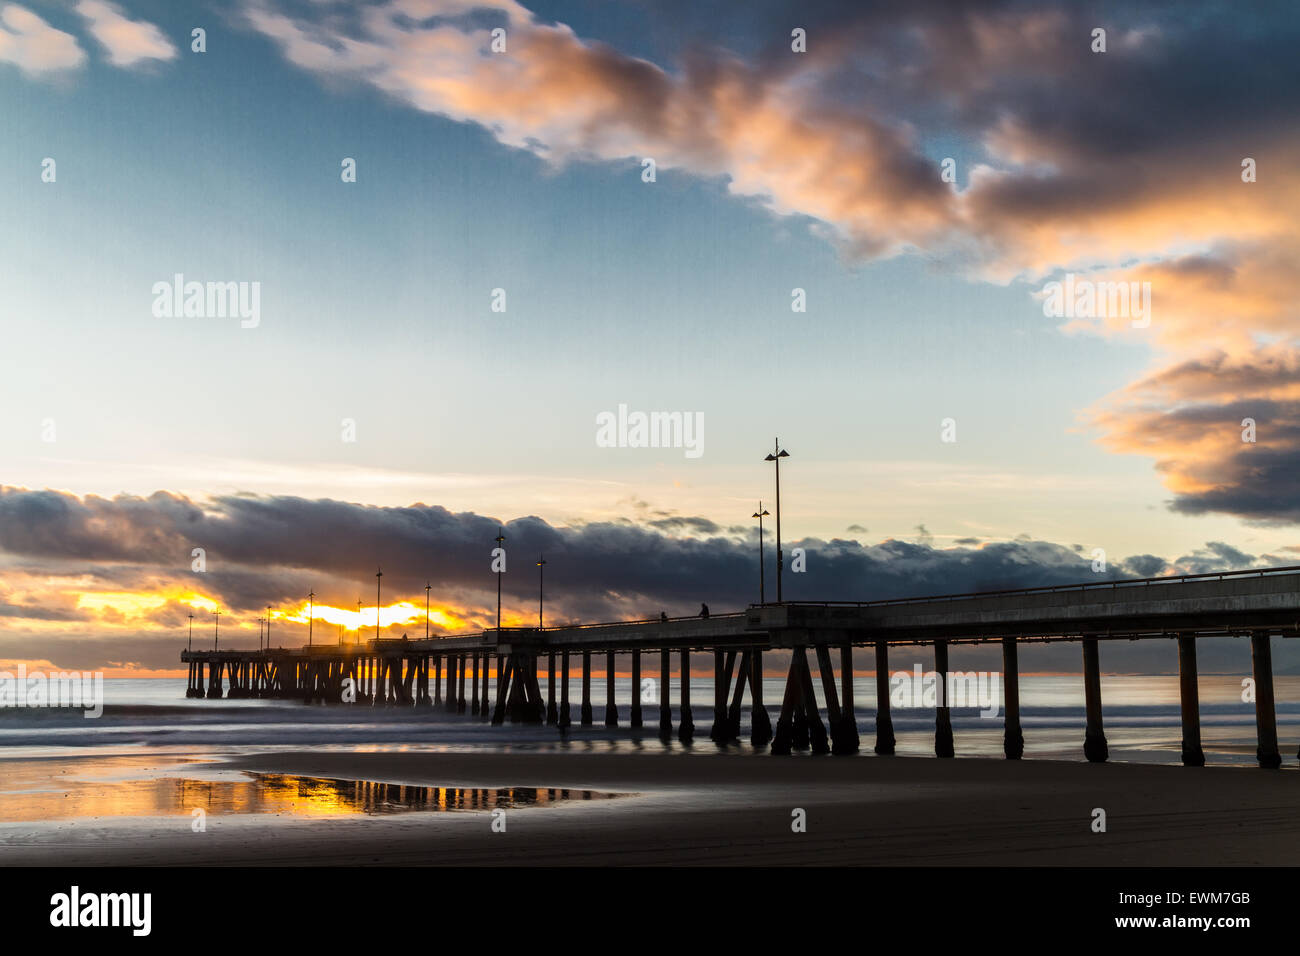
[257,616,263,652]
[375,568,383,642]
[752,502,770,604]
[537,555,546,628]
[495,528,505,632]
[425,581,432,639]
[764,438,790,602]
[188,612,194,652]
[213,609,220,650]
[308,591,314,647]
[356,599,362,646]
[266,606,272,648]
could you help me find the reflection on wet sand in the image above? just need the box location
[0,766,623,823]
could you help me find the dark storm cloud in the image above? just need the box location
[0,487,1278,619]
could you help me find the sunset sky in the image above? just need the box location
[1,0,1297,673]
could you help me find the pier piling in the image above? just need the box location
[678,649,694,742]
[559,650,571,729]
[630,649,642,728]
[604,650,618,727]
[1082,637,1108,763]
[750,649,772,747]
[581,651,593,725]
[1250,632,1282,769]
[546,651,557,725]
[837,644,859,754]
[1177,634,1205,767]
[658,648,672,740]
[874,639,895,755]
[934,640,954,758]
[1002,636,1023,759]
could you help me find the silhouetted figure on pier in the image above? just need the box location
[699,603,709,619]
[660,611,669,623]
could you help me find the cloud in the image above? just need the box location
[1090,345,1300,523]
[0,4,85,75]
[236,0,1300,522]
[0,485,1284,669]
[241,0,957,259]
[76,0,175,67]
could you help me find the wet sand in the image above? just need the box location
[2,749,1298,865]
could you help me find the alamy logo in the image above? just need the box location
[0,665,103,718]
[49,886,151,936]
[1041,273,1151,328]
[152,273,261,328]
[890,666,1001,717]
[595,404,703,458]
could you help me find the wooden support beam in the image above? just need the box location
[604,650,619,727]
[462,650,473,712]
[507,652,528,722]
[471,653,480,714]
[480,654,490,718]
[401,657,416,705]
[709,649,734,742]
[524,653,546,723]
[1082,637,1108,763]
[678,649,694,742]
[579,650,595,723]
[726,650,749,742]
[816,644,856,755]
[434,656,442,705]
[770,652,803,755]
[446,655,459,712]
[559,650,571,729]
[795,649,829,755]
[658,648,672,740]
[750,649,772,748]
[581,651,593,725]
[491,655,511,725]
[874,640,895,754]
[1002,637,1023,759]
[1251,632,1281,769]
[546,651,557,725]
[630,649,643,728]
[1177,634,1205,767]
[837,644,859,754]
[934,639,954,758]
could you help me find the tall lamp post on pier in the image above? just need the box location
[764,439,790,602]
[537,555,546,628]
[425,582,432,639]
[188,612,194,652]
[213,609,220,650]
[355,599,362,646]
[495,528,505,632]
[375,568,383,642]
[752,503,770,604]
[308,591,314,647]
[266,606,272,648]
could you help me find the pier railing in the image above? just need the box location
[780,564,1300,609]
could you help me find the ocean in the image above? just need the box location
[1,674,1296,767]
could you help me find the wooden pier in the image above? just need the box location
[182,565,1300,767]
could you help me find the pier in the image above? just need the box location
[183,565,1300,767]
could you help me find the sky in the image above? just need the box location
[0,0,1297,673]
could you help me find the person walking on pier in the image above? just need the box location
[660,611,669,623]
[699,603,709,619]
